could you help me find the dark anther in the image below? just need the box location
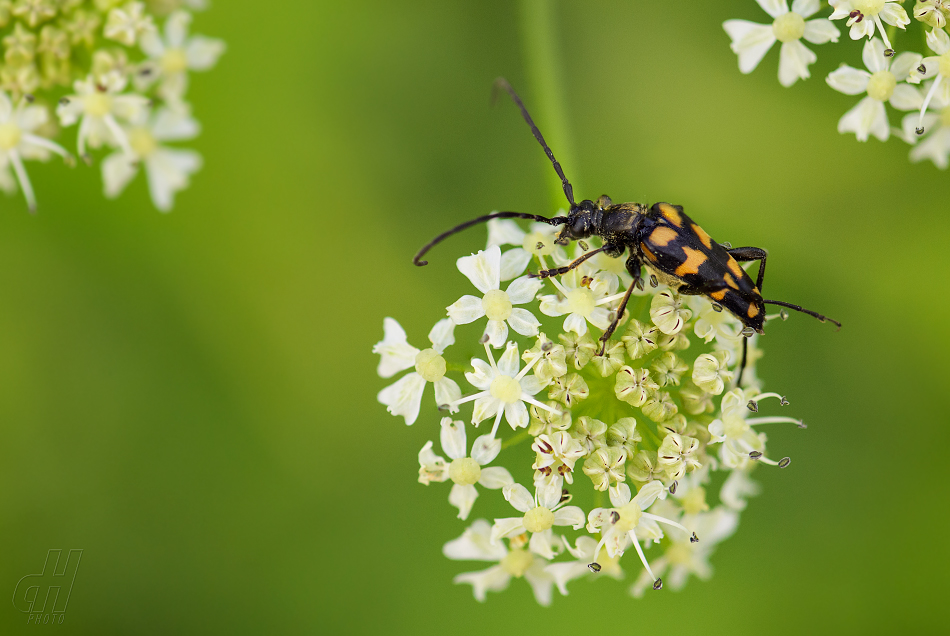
[778,457,791,468]
[653,578,663,591]
[537,439,553,453]
[607,311,617,322]
[610,511,620,524]
[478,333,490,344]
[588,562,602,573]
[580,275,593,288]
[560,488,572,504]
[749,450,763,460]
[536,241,544,250]
[849,9,864,21]
[539,466,552,476]
[437,403,450,411]
[797,421,807,429]
[780,309,789,321]
[780,396,789,406]
[741,327,755,337]
[636,277,645,291]
[24,93,34,103]
[96,83,107,92]
[669,481,677,495]
[747,400,759,412]
[916,126,925,135]
[81,153,92,166]
[557,464,571,476]
[720,242,732,249]
[918,63,927,74]
[690,532,699,543]
[541,340,554,352]
[712,303,723,312]
[59,97,70,105]
[884,48,895,58]
[579,240,589,251]
[650,274,658,288]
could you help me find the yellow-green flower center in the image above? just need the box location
[723,415,749,439]
[128,127,158,157]
[614,501,643,534]
[482,289,512,321]
[772,12,805,43]
[853,0,885,16]
[522,505,554,533]
[489,374,521,403]
[866,70,896,101]
[565,288,595,317]
[682,486,710,516]
[414,348,446,383]
[448,457,481,485]
[666,542,693,566]
[161,48,189,74]
[0,121,22,150]
[941,105,950,127]
[500,547,533,577]
[83,92,113,117]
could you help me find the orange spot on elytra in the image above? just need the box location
[747,303,759,319]
[724,273,739,290]
[640,243,656,262]
[649,226,679,247]
[691,223,712,249]
[659,203,683,227]
[710,289,727,301]
[727,257,744,278]
[675,247,707,277]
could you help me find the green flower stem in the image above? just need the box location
[518,0,576,212]
[502,428,532,449]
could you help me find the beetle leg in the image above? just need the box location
[530,245,612,279]
[597,254,642,355]
[727,246,768,292]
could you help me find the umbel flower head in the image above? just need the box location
[0,2,224,212]
[374,221,814,603]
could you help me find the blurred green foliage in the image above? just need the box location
[0,1,947,634]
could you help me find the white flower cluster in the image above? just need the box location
[0,0,224,212]
[374,219,808,603]
[724,0,950,168]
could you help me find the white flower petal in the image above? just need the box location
[519,374,545,397]
[151,107,200,142]
[803,18,840,44]
[609,483,632,507]
[862,38,887,73]
[529,529,558,559]
[440,417,468,460]
[144,148,202,212]
[890,84,923,111]
[755,0,788,19]
[101,152,139,199]
[377,372,426,425]
[507,308,541,337]
[928,27,950,56]
[443,519,507,560]
[497,342,521,377]
[482,319,507,349]
[588,306,612,330]
[826,65,871,95]
[545,561,591,596]
[723,20,777,74]
[504,400,529,430]
[890,52,923,82]
[499,248,531,281]
[552,506,585,529]
[487,218,526,246]
[434,377,461,412]
[457,245,501,293]
[792,0,820,19]
[838,95,889,141]
[479,466,514,489]
[491,518,527,543]
[631,480,666,510]
[523,561,555,606]
[427,317,455,353]
[878,2,910,28]
[466,359,494,390]
[562,312,588,336]
[778,40,817,87]
[472,434,502,465]
[505,275,543,305]
[453,565,510,602]
[373,317,419,378]
[911,127,950,168]
[449,483,479,520]
[849,18,873,41]
[186,35,227,71]
[471,395,500,425]
[446,295,485,324]
[503,483,535,513]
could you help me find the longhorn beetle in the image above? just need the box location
[413,78,840,385]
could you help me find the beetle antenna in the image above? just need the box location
[492,77,576,208]
[413,211,568,266]
[762,300,841,330]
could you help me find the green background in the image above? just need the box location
[1,1,947,633]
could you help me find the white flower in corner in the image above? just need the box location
[102,106,203,211]
[828,0,909,50]
[447,244,543,348]
[417,417,514,520]
[104,1,156,46]
[374,317,460,425]
[0,91,71,212]
[898,79,950,168]
[56,71,151,160]
[137,10,226,102]
[724,0,840,87]
[826,38,922,141]
[444,519,556,606]
[490,482,585,559]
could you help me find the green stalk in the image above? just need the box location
[518,0,576,213]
